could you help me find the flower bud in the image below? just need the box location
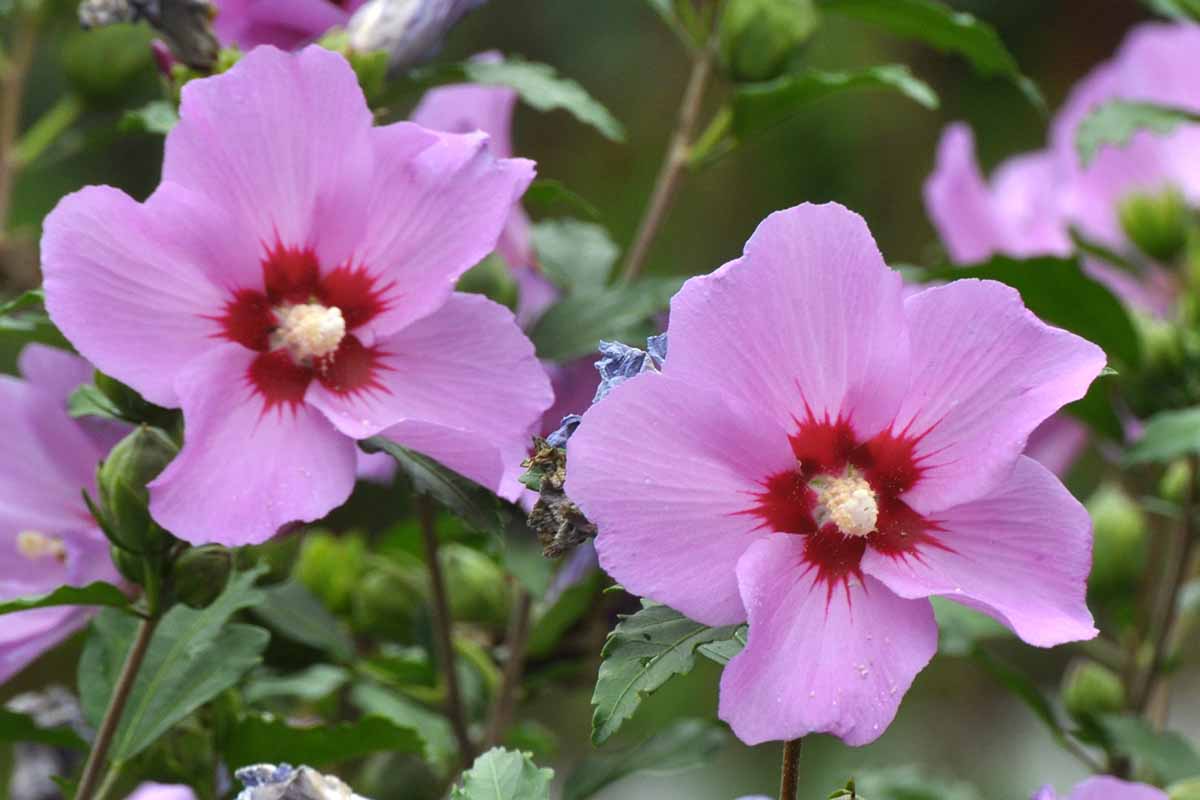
[295,531,367,614]
[351,560,429,640]
[439,544,511,628]
[1161,459,1193,504]
[97,425,179,553]
[172,545,233,608]
[347,0,489,71]
[1118,186,1192,264]
[111,543,146,584]
[62,24,156,110]
[1062,659,1125,720]
[719,0,820,83]
[456,255,519,311]
[1087,483,1147,592]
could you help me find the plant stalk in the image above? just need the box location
[483,587,533,748]
[778,738,802,800]
[0,12,38,238]
[618,30,716,284]
[417,495,475,765]
[75,613,159,800]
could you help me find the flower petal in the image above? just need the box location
[374,419,507,497]
[164,45,375,270]
[566,372,795,626]
[719,535,937,745]
[1069,777,1167,800]
[895,280,1105,512]
[1025,415,1088,476]
[148,345,357,545]
[864,456,1096,647]
[308,294,550,495]
[665,202,910,442]
[0,605,94,685]
[356,128,536,337]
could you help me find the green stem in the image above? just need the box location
[482,587,533,748]
[76,613,159,800]
[778,738,802,800]
[0,12,38,236]
[13,94,82,167]
[417,496,475,766]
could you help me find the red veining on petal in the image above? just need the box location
[744,410,944,601]
[315,335,392,397]
[318,264,393,330]
[263,242,321,305]
[248,350,312,413]
[217,289,275,351]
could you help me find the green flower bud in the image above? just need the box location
[62,25,156,110]
[456,255,519,312]
[1087,483,1147,591]
[97,425,179,553]
[1169,779,1200,800]
[439,544,512,628]
[351,559,430,640]
[172,545,233,609]
[719,0,820,83]
[1161,459,1193,504]
[295,531,367,614]
[1118,186,1192,264]
[1062,659,1125,720]
[110,543,145,585]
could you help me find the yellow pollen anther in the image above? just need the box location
[274,303,346,361]
[16,530,67,563]
[811,470,879,537]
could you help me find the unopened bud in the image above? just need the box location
[1118,186,1192,265]
[1062,659,1125,720]
[351,559,429,639]
[97,425,179,553]
[1087,483,1147,591]
[62,23,155,110]
[173,545,233,608]
[439,544,511,628]
[719,0,820,83]
[1161,460,1194,504]
[295,531,367,614]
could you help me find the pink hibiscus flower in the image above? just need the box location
[0,345,125,684]
[211,0,369,51]
[41,46,552,545]
[127,784,198,800]
[567,203,1104,745]
[1032,776,1167,800]
[926,22,1200,317]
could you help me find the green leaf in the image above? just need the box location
[970,647,1068,746]
[1077,100,1200,167]
[79,567,269,761]
[733,65,938,139]
[591,603,737,745]
[252,580,356,661]
[0,581,131,616]
[1125,407,1200,465]
[1099,714,1200,783]
[819,0,1043,110]
[931,597,1010,657]
[0,709,87,750]
[523,179,601,220]
[243,665,350,704]
[1143,0,1200,20]
[530,277,684,362]
[0,288,44,316]
[68,383,127,423]
[0,291,69,349]
[431,57,624,142]
[565,718,728,800]
[926,254,1139,368]
[359,438,509,538]
[696,624,748,666]
[351,682,457,773]
[118,100,180,136]
[223,713,422,768]
[452,747,554,800]
[855,766,983,800]
[527,571,604,659]
[532,219,619,293]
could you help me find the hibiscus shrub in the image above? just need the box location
[2,1,1200,800]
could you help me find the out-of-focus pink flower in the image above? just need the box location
[42,46,551,545]
[926,22,1200,317]
[127,783,199,800]
[568,203,1104,746]
[212,0,368,51]
[0,346,125,684]
[1025,416,1089,477]
[1032,776,1167,800]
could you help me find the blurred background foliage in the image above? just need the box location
[0,1,1187,798]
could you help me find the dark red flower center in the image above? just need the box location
[215,242,395,412]
[744,410,948,601]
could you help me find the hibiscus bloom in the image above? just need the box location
[926,22,1200,317]
[1032,777,1167,800]
[42,46,551,545]
[567,203,1104,745]
[0,346,125,684]
[127,784,199,800]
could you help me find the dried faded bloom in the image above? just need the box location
[235,764,371,800]
[523,438,595,558]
